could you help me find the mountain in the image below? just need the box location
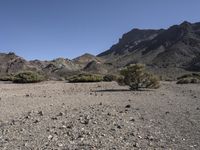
[0,53,81,80]
[0,52,37,76]
[72,53,103,68]
[1,21,200,80]
[98,21,200,79]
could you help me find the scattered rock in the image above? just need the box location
[51,117,58,120]
[57,112,64,116]
[48,135,53,140]
[33,119,39,124]
[165,111,170,114]
[38,111,43,116]
[25,94,30,97]
[125,104,131,108]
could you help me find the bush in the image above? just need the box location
[177,73,200,84]
[118,64,160,90]
[117,76,126,86]
[0,75,14,81]
[68,74,103,83]
[177,77,200,84]
[13,71,45,83]
[177,73,200,80]
[103,74,118,82]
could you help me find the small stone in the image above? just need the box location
[51,117,58,120]
[165,111,170,114]
[138,135,142,139]
[149,142,153,146]
[67,124,73,129]
[48,135,53,140]
[38,111,43,116]
[116,125,122,129]
[125,105,131,108]
[197,107,200,110]
[80,119,89,125]
[58,143,63,147]
[147,135,154,141]
[107,113,111,116]
[57,112,64,116]
[133,142,139,147]
[25,94,30,97]
[33,120,39,124]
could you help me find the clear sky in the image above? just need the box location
[0,0,200,60]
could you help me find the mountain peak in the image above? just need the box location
[180,21,192,26]
[98,21,200,77]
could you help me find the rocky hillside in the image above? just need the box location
[72,53,113,75]
[0,53,81,79]
[72,53,103,68]
[0,52,37,76]
[1,21,200,80]
[98,21,200,78]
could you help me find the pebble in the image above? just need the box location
[48,135,53,140]
[125,104,131,108]
[38,111,43,116]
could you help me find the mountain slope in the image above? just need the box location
[0,53,81,79]
[73,53,103,68]
[0,52,37,75]
[98,21,200,78]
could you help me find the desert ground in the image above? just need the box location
[0,81,199,149]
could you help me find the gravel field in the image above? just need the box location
[0,81,200,149]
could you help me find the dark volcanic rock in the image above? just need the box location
[98,21,200,78]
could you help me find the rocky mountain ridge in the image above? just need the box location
[98,21,200,78]
[99,21,200,68]
[1,21,200,80]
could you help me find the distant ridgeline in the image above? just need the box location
[1,21,200,80]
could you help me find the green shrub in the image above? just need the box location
[0,75,14,81]
[177,73,200,84]
[13,71,45,83]
[117,76,126,86]
[177,73,200,80]
[177,77,200,84]
[118,64,160,90]
[68,73,103,83]
[103,74,118,82]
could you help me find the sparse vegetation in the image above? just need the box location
[177,73,200,84]
[0,75,14,81]
[13,71,45,83]
[118,64,160,90]
[68,73,103,83]
[103,74,118,82]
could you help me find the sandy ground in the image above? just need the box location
[0,81,200,149]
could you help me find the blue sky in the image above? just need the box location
[0,0,200,60]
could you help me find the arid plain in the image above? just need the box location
[0,81,199,149]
